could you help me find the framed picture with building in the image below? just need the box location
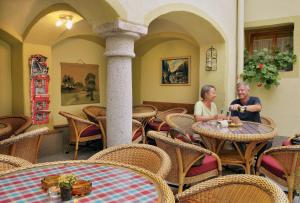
[161,56,190,85]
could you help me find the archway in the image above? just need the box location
[134,10,226,112]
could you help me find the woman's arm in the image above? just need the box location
[195,114,218,122]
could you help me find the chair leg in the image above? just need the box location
[73,142,79,160]
[178,183,183,194]
[288,185,294,202]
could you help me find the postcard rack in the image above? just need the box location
[29,54,51,124]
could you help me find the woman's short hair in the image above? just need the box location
[200,85,215,100]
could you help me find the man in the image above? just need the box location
[230,82,262,123]
[230,82,270,172]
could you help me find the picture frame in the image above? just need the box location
[161,56,190,85]
[61,63,100,106]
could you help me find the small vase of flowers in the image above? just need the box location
[58,174,77,201]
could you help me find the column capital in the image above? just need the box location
[94,20,148,57]
[94,19,148,39]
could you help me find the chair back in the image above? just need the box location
[261,115,276,128]
[132,119,145,143]
[0,127,49,163]
[82,106,106,123]
[176,175,288,203]
[147,131,220,184]
[157,107,187,122]
[0,154,32,172]
[166,113,195,135]
[0,115,32,135]
[88,144,171,178]
[96,117,145,143]
[59,111,99,143]
[260,145,300,186]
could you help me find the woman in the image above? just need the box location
[194,85,222,122]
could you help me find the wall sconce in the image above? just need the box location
[206,46,217,71]
[55,15,73,30]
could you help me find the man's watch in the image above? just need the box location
[244,106,247,112]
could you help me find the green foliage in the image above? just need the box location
[58,174,77,188]
[274,46,296,71]
[242,48,296,89]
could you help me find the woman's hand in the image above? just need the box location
[217,114,227,120]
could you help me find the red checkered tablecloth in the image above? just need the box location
[0,163,159,203]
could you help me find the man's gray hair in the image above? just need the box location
[237,81,250,90]
[236,81,250,90]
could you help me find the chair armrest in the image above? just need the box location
[168,128,192,144]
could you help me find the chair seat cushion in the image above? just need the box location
[282,139,291,146]
[148,121,170,131]
[132,129,143,141]
[261,155,286,180]
[81,125,101,137]
[186,155,218,177]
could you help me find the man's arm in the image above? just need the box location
[245,103,262,112]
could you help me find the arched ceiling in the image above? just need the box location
[25,11,85,45]
[0,0,121,41]
[136,11,224,56]
[149,11,224,45]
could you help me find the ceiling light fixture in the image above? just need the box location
[55,15,73,30]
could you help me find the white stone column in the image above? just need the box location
[94,20,147,147]
[237,0,245,77]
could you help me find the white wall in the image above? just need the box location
[245,0,300,22]
[0,39,12,115]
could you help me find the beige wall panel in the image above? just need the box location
[0,39,12,115]
[140,40,199,104]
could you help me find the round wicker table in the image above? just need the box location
[133,104,157,127]
[0,122,12,140]
[0,160,174,203]
[132,105,157,120]
[192,121,277,174]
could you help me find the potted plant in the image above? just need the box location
[242,49,280,89]
[242,47,296,89]
[58,174,77,201]
[274,46,296,71]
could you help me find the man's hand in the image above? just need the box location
[230,104,241,111]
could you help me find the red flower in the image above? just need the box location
[258,63,264,70]
[257,83,263,87]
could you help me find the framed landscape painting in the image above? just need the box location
[61,63,100,106]
[161,56,190,85]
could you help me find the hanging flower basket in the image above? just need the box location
[242,48,296,89]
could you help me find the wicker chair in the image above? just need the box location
[147,107,188,132]
[256,145,300,202]
[0,154,32,172]
[176,174,288,203]
[0,115,32,136]
[82,106,106,123]
[88,144,171,178]
[96,117,146,143]
[147,131,222,193]
[59,111,106,160]
[261,115,276,128]
[0,127,49,163]
[166,113,204,145]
